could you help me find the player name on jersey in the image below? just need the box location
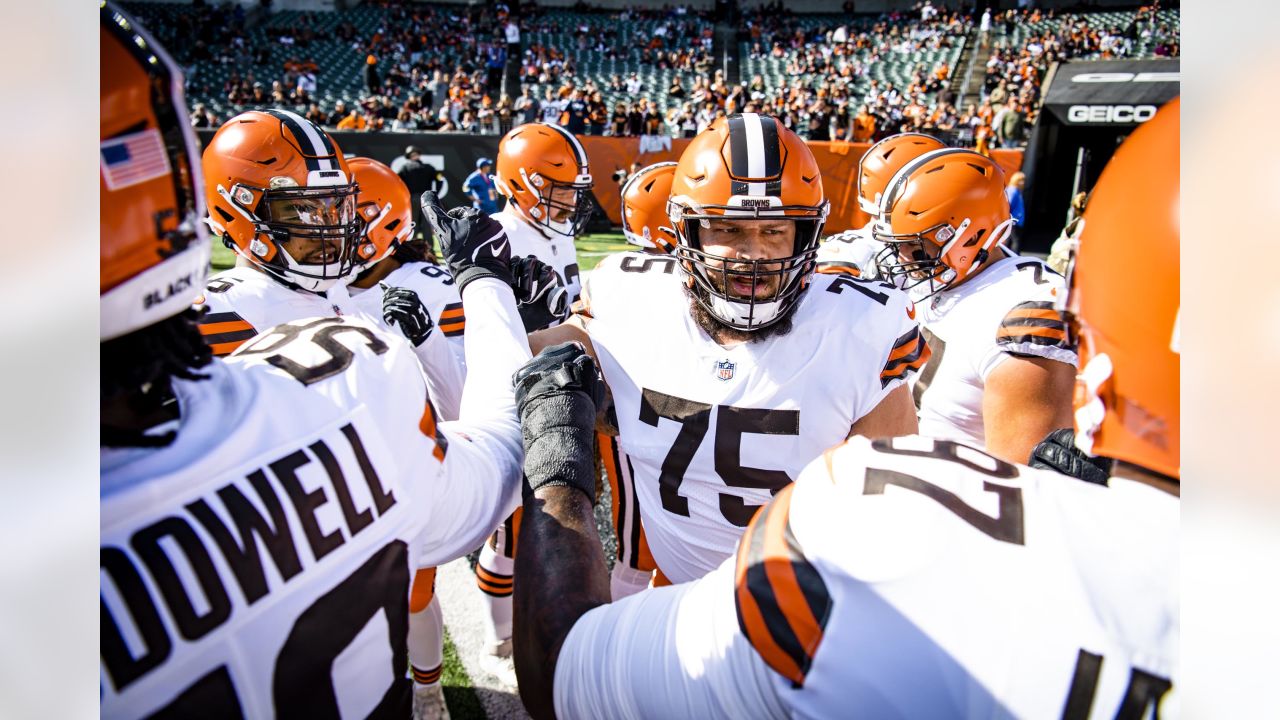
[101,421,395,696]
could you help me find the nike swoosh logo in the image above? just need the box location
[470,228,509,262]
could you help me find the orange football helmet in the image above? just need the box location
[873,148,1012,299]
[101,2,208,341]
[856,132,946,216]
[202,109,361,292]
[1067,98,1179,480]
[667,113,829,331]
[348,156,413,266]
[494,122,594,237]
[621,162,677,251]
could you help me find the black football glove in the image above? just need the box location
[1029,427,1114,486]
[510,255,570,332]
[420,190,513,292]
[514,342,606,502]
[380,284,434,347]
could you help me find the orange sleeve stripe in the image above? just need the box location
[734,515,806,685]
[997,325,1067,341]
[208,339,249,357]
[198,320,254,335]
[418,403,447,462]
[599,432,623,531]
[760,487,825,661]
[410,567,438,613]
[439,308,465,320]
[1005,308,1062,322]
[815,262,862,277]
[438,320,466,330]
[475,566,513,587]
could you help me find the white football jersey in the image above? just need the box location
[197,264,468,421]
[583,251,928,583]
[102,279,529,719]
[195,266,339,356]
[815,224,884,279]
[915,254,1078,448]
[492,208,583,311]
[555,434,1178,719]
[338,261,467,421]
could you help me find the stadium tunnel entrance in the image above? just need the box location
[1021,58,1179,254]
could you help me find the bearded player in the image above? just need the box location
[100,4,536,717]
[532,113,928,589]
[511,96,1179,720]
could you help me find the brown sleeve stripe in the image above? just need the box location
[997,301,1073,350]
[881,326,932,387]
[410,567,438,613]
[815,261,862,277]
[198,311,257,356]
[998,325,1067,340]
[734,484,833,688]
[418,401,448,462]
[440,302,465,320]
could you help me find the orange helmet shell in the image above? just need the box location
[857,133,946,216]
[1070,98,1180,479]
[494,122,593,236]
[876,149,1012,295]
[202,109,360,291]
[101,2,209,341]
[621,162,677,251]
[348,157,413,266]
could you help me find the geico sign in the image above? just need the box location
[1067,104,1158,123]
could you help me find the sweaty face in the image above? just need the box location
[698,219,796,300]
[265,194,356,265]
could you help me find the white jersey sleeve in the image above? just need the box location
[555,434,1178,719]
[333,263,468,421]
[815,225,883,279]
[100,313,520,719]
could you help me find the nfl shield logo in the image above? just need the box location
[715,359,736,381]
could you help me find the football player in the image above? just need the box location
[872,148,1077,466]
[815,133,945,279]
[510,96,1180,719]
[472,121,594,684]
[606,161,677,601]
[100,5,533,718]
[531,113,928,588]
[338,157,464,720]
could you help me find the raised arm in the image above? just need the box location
[509,343,611,719]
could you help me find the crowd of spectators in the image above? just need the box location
[160,0,1177,151]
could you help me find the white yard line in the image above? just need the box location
[437,558,531,720]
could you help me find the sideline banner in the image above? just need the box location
[197,130,1022,235]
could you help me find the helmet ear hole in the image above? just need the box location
[964,229,985,248]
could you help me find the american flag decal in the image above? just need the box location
[101,128,171,191]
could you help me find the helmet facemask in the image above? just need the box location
[874,216,1009,301]
[671,198,827,331]
[225,180,362,293]
[520,169,595,238]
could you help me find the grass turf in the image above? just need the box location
[208,232,630,275]
[440,628,486,720]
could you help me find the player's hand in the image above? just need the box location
[510,255,570,332]
[513,342,606,502]
[420,190,513,292]
[1029,427,1113,486]
[380,284,434,347]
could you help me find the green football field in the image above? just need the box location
[208,232,631,274]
